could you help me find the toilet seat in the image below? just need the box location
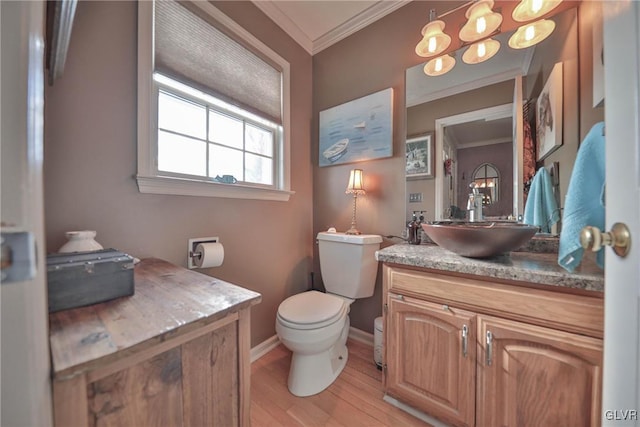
[277,291,347,330]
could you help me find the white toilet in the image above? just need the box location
[276,231,382,397]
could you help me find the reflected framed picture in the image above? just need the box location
[406,132,434,179]
[536,62,563,161]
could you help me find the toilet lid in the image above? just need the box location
[277,291,347,329]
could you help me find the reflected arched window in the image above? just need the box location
[472,163,499,205]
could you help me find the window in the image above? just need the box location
[137,1,292,201]
[472,163,499,205]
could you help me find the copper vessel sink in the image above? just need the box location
[421,221,539,258]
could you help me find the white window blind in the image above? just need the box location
[154,0,283,124]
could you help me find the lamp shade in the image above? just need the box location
[346,169,365,195]
[508,19,555,49]
[462,39,500,64]
[512,0,562,22]
[424,54,456,77]
[415,20,451,58]
[459,0,502,43]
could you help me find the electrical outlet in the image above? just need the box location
[409,192,423,203]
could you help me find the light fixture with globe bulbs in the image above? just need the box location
[462,38,501,64]
[415,0,564,77]
[424,54,457,77]
[415,9,452,58]
[508,19,556,49]
[459,0,503,43]
[512,0,562,22]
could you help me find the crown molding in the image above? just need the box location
[313,1,410,54]
[252,1,410,56]
[457,136,513,150]
[252,1,314,54]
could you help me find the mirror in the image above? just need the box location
[405,6,581,226]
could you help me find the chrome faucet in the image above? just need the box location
[467,184,483,222]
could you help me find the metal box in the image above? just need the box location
[46,249,135,313]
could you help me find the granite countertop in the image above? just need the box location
[376,243,604,293]
[49,258,262,379]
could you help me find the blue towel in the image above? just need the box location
[558,122,606,272]
[523,168,560,233]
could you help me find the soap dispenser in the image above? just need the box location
[407,212,422,245]
[416,211,425,244]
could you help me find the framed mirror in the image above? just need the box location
[405,6,582,225]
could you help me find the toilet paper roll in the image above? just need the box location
[194,242,224,268]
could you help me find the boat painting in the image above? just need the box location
[318,88,393,167]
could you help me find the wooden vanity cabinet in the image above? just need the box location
[382,264,603,427]
[386,295,476,427]
[476,315,603,427]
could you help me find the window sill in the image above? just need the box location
[136,175,294,201]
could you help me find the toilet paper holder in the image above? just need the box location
[187,236,219,269]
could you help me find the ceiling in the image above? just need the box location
[251,0,410,55]
[445,116,513,150]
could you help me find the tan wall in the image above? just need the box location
[578,1,606,140]
[406,80,515,220]
[523,8,579,218]
[523,6,604,225]
[43,1,313,347]
[313,1,604,333]
[311,2,451,333]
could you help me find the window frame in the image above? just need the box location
[472,162,500,205]
[136,1,293,201]
[155,76,280,187]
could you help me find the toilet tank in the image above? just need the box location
[317,232,383,299]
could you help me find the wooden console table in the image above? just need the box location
[49,258,261,427]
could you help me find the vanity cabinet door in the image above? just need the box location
[386,294,476,427]
[476,315,603,427]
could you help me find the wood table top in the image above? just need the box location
[49,258,261,379]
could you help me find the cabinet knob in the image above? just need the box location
[580,222,631,257]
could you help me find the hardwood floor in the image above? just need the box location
[250,339,433,427]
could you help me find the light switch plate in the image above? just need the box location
[409,193,423,203]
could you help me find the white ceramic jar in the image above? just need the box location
[58,230,104,253]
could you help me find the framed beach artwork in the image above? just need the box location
[405,132,434,179]
[318,88,393,167]
[536,62,563,162]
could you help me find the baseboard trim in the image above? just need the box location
[348,326,374,346]
[383,394,451,427]
[250,327,373,363]
[250,334,280,363]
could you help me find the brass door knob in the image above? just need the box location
[580,223,631,257]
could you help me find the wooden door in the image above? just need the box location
[477,315,602,427]
[386,294,476,427]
